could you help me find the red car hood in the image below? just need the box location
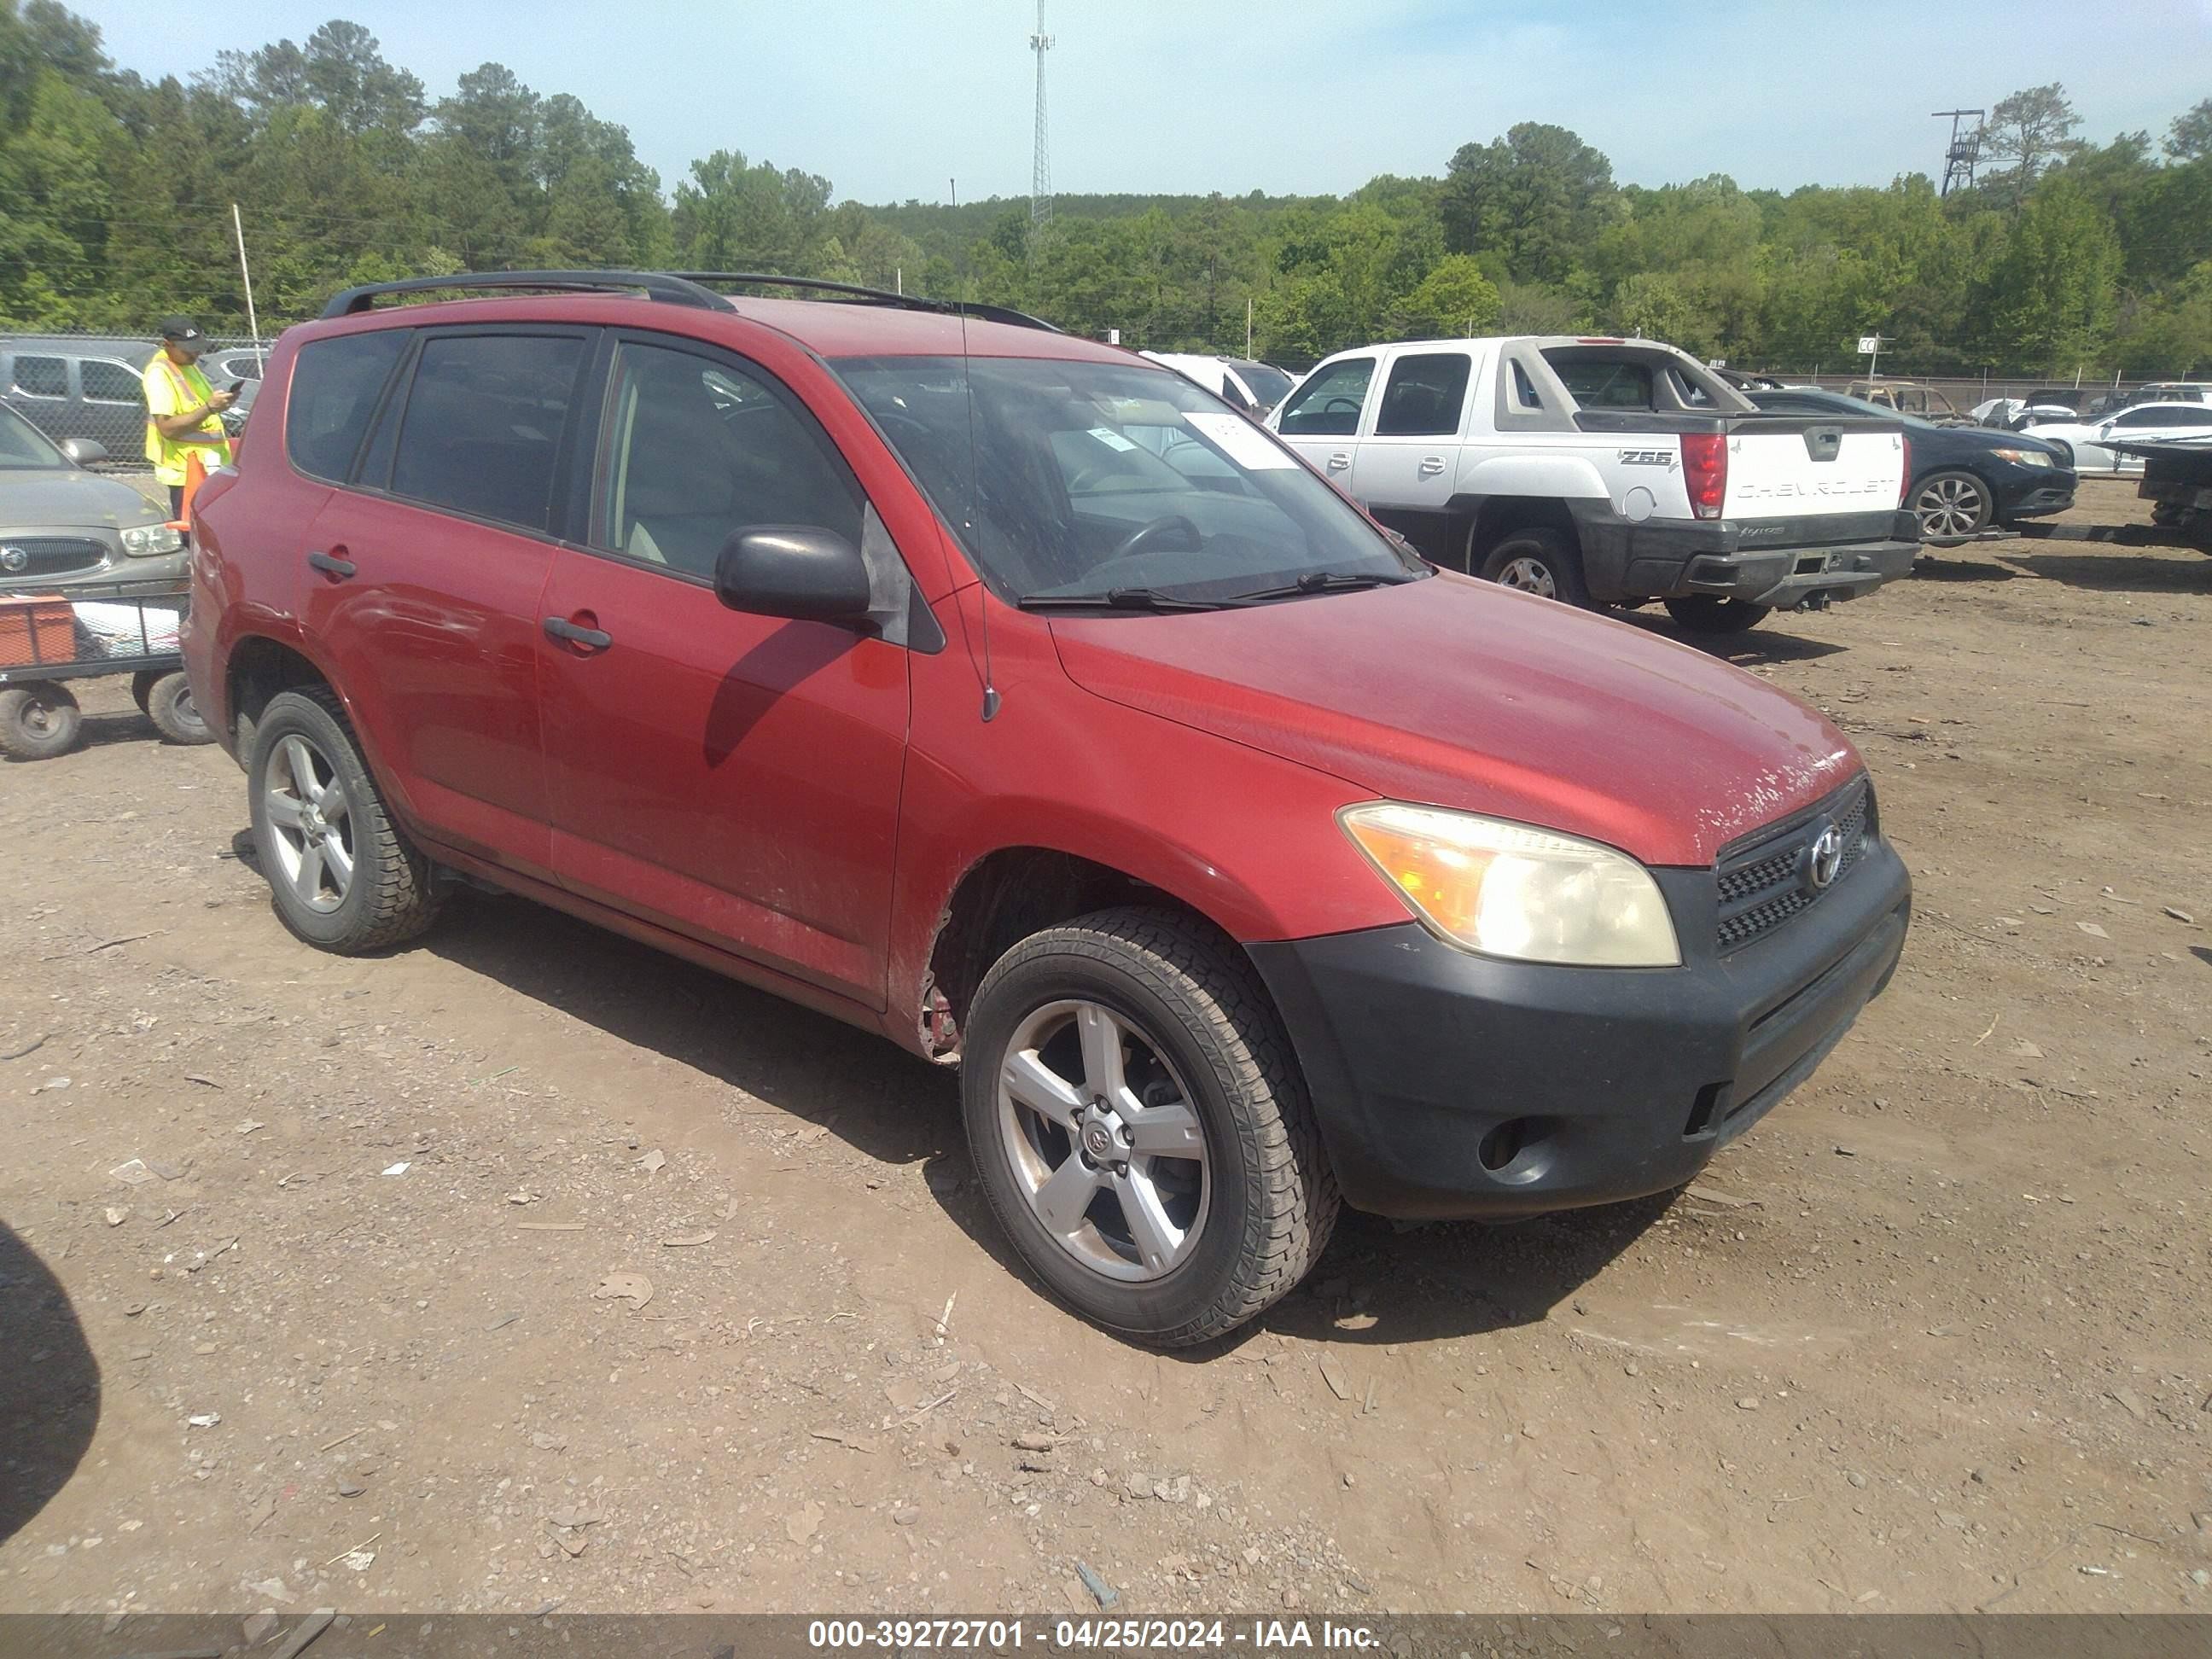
[1047,572,1860,868]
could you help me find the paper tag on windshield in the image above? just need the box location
[1182,411,1296,469]
[1086,426,1139,452]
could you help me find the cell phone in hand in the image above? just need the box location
[226,379,246,394]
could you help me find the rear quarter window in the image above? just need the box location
[288,331,409,483]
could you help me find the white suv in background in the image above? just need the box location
[1138,352,1296,416]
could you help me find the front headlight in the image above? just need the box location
[1339,803,1680,967]
[120,523,184,557]
[1991,447,2052,468]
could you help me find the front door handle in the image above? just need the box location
[1325,451,1351,471]
[1417,456,1447,476]
[543,615,613,652]
[306,550,355,579]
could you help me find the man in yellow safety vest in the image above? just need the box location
[142,317,236,520]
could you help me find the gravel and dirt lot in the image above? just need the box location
[2,478,2207,1621]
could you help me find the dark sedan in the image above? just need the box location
[1749,387,2075,544]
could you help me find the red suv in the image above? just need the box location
[184,272,1911,1347]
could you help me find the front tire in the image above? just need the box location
[961,907,1338,1348]
[248,687,439,952]
[1911,469,1993,544]
[1663,596,1773,634]
[0,683,82,760]
[1478,527,1591,608]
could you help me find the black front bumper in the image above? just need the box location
[1990,476,2075,522]
[1248,836,1911,1219]
[1573,504,1921,608]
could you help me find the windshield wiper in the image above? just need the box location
[1018,586,1240,613]
[1218,570,1416,603]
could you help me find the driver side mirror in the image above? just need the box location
[60,438,108,466]
[713,527,872,624]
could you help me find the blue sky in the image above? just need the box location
[68,0,2212,203]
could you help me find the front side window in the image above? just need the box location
[11,356,67,398]
[1275,356,1375,437]
[593,340,861,576]
[80,360,142,403]
[288,331,409,484]
[2112,408,2167,428]
[833,353,1423,607]
[1374,352,1472,437]
[391,333,584,533]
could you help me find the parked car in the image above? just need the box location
[0,401,187,590]
[1846,380,1970,424]
[2020,401,2212,476]
[185,271,1912,1347]
[1747,387,2074,543]
[2133,381,2212,407]
[1266,334,1917,633]
[3,335,262,456]
[1138,352,1296,416]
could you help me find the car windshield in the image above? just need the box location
[1227,360,1294,406]
[0,404,66,470]
[831,354,1424,605]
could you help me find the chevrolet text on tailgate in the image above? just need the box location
[183,272,1912,1347]
[1267,335,1920,634]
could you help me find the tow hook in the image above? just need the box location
[1792,591,1834,613]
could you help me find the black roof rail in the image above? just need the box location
[321,270,725,319]
[669,271,1062,334]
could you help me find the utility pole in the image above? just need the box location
[1933,108,1985,198]
[1029,1,1054,235]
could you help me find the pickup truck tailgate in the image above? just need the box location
[1726,424,1904,521]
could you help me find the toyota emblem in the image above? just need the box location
[0,545,26,573]
[1806,824,1846,892]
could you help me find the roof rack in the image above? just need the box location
[669,272,1062,334]
[321,271,725,319]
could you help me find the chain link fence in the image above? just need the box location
[2,324,271,469]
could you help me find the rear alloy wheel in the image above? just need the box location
[963,907,1337,1347]
[1478,527,1591,608]
[0,683,83,761]
[249,688,439,952]
[1662,596,1773,634]
[1912,469,1992,544]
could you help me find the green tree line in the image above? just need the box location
[3,3,2207,373]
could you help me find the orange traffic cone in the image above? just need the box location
[178,448,209,525]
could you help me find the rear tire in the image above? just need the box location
[145,672,212,745]
[961,907,1338,1348]
[248,687,439,952]
[1478,527,1591,608]
[131,669,160,714]
[1663,596,1773,634]
[0,683,82,760]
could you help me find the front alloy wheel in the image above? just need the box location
[1912,471,1990,542]
[998,998,1210,1280]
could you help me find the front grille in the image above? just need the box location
[1714,780,1871,953]
[0,536,107,579]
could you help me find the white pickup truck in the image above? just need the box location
[1266,335,1920,632]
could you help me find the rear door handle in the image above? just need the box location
[1326,451,1351,471]
[1417,456,1447,476]
[543,615,613,651]
[306,550,355,579]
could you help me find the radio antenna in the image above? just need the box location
[952,181,1000,722]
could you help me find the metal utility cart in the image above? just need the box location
[0,579,212,760]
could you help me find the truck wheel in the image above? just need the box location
[131,669,160,714]
[144,672,212,745]
[1663,597,1773,634]
[961,906,1339,1348]
[0,683,82,761]
[248,687,440,952]
[1911,469,1992,543]
[1479,528,1590,608]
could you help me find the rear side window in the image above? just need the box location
[1549,356,1653,411]
[11,356,67,398]
[288,332,408,483]
[1374,352,1472,437]
[592,340,860,575]
[391,333,585,533]
[81,360,141,403]
[2165,407,2212,428]
[1277,356,1375,437]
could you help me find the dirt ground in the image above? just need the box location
[2,477,2207,1621]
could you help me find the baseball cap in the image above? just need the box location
[158,316,205,346]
